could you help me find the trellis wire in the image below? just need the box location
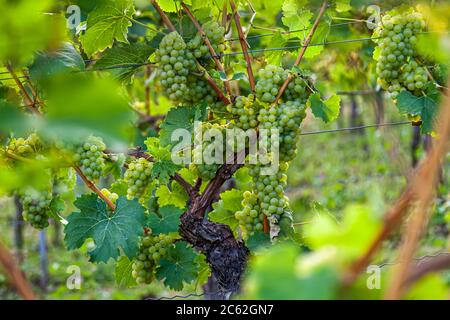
[299,121,411,136]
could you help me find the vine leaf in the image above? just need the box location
[396,88,438,134]
[94,43,154,83]
[80,0,136,57]
[308,92,341,123]
[335,0,352,12]
[145,137,181,183]
[282,0,312,31]
[115,256,137,288]
[64,195,146,263]
[159,104,208,146]
[157,0,191,12]
[147,205,184,234]
[155,184,188,209]
[156,241,199,291]
[209,189,243,232]
[29,43,85,86]
[246,232,271,251]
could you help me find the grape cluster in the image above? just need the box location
[72,136,106,181]
[235,191,264,238]
[248,162,289,218]
[188,21,226,65]
[154,31,216,106]
[374,11,426,98]
[255,65,312,104]
[100,188,119,205]
[192,123,226,181]
[19,188,52,229]
[6,133,42,158]
[132,233,175,285]
[258,100,307,162]
[227,94,260,130]
[124,158,153,201]
[255,65,288,103]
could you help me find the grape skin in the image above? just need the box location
[124,158,153,201]
[19,189,52,230]
[72,136,106,181]
[374,11,427,98]
[132,233,175,285]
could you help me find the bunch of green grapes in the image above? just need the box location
[235,191,264,239]
[258,100,307,162]
[192,123,226,181]
[400,60,428,93]
[124,158,153,201]
[132,233,176,285]
[154,31,216,105]
[19,188,52,229]
[188,21,226,65]
[227,94,260,130]
[248,162,289,218]
[255,65,289,103]
[6,133,42,158]
[374,11,426,97]
[100,188,119,205]
[72,136,106,181]
[284,75,312,104]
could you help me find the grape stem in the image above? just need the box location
[73,166,116,211]
[5,63,40,115]
[151,0,176,32]
[229,0,256,92]
[274,0,329,105]
[181,2,233,98]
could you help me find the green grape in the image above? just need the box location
[248,162,290,218]
[72,136,106,181]
[124,158,153,201]
[373,11,427,97]
[19,188,52,230]
[235,191,265,239]
[227,94,260,130]
[255,65,289,103]
[6,133,42,158]
[284,75,312,104]
[258,100,307,162]
[188,21,226,66]
[154,31,217,106]
[132,233,176,285]
[101,188,119,205]
[192,123,226,181]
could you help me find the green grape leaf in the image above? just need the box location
[110,179,129,196]
[156,241,199,291]
[303,21,331,59]
[396,89,438,134]
[80,0,136,57]
[157,0,191,12]
[115,256,137,288]
[308,92,341,123]
[93,43,154,83]
[64,195,146,263]
[29,43,85,87]
[155,184,188,209]
[48,195,67,224]
[265,32,287,65]
[147,205,184,234]
[246,232,271,251]
[282,0,312,31]
[159,104,208,146]
[209,189,243,232]
[335,0,352,12]
[152,160,181,184]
